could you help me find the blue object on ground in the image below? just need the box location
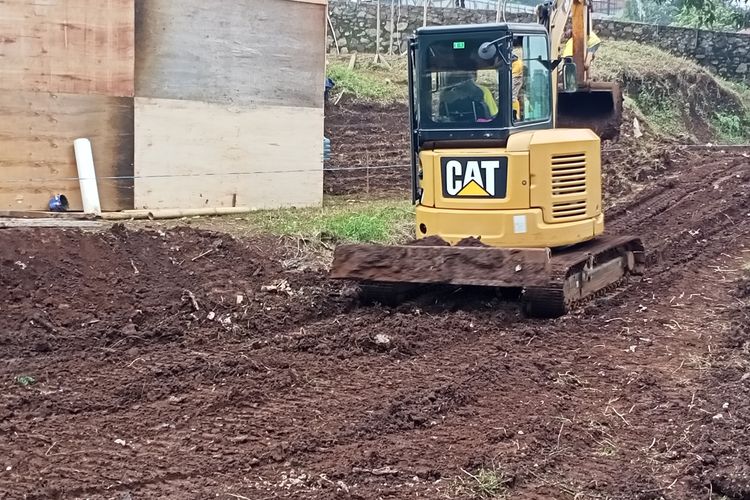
[325,77,335,101]
[48,194,69,212]
[323,136,331,161]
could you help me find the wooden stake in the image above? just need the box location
[389,0,395,55]
[327,12,340,55]
[375,0,382,60]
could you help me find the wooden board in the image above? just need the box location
[0,0,135,97]
[134,97,323,210]
[135,0,325,108]
[0,210,96,220]
[0,218,102,228]
[0,90,134,212]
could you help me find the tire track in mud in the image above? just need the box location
[606,152,750,273]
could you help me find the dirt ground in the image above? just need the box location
[324,102,410,197]
[3,111,750,499]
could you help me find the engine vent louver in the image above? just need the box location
[550,153,588,220]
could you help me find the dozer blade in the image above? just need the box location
[330,235,645,318]
[330,243,552,287]
[557,82,623,141]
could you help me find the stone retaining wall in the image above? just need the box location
[327,1,750,80]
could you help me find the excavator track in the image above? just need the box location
[522,235,645,318]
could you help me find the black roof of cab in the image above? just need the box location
[415,22,548,36]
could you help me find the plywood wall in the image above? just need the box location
[0,0,325,212]
[0,0,135,97]
[133,0,326,210]
[0,91,134,211]
[135,0,325,108]
[134,98,323,209]
[0,0,135,211]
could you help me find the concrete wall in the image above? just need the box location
[327,0,750,81]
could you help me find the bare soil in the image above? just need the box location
[324,102,410,197]
[2,115,750,499]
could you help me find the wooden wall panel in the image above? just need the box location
[0,91,134,211]
[135,0,325,109]
[134,97,323,210]
[0,0,135,97]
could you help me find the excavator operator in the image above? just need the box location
[438,70,498,122]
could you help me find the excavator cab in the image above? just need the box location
[329,23,643,318]
[410,24,553,147]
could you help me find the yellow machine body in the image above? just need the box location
[416,128,603,248]
[329,21,644,318]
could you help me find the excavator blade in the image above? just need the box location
[330,235,644,318]
[557,82,623,141]
[331,243,552,287]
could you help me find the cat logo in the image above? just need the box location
[441,157,508,198]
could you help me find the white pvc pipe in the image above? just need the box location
[73,138,102,216]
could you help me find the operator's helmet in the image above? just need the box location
[445,70,476,86]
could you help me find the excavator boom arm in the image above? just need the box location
[537,0,622,139]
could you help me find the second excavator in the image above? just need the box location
[329,0,645,317]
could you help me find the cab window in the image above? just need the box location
[422,37,506,126]
[512,35,551,124]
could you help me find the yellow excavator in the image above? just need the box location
[329,0,644,317]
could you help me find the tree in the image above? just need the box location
[622,0,681,24]
[622,0,749,29]
[670,0,748,27]
[674,0,748,29]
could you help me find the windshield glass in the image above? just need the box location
[422,37,507,126]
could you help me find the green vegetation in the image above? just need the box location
[622,0,749,30]
[593,40,750,142]
[713,111,750,143]
[593,41,704,82]
[244,198,414,244]
[723,81,750,110]
[326,57,407,103]
[15,375,36,387]
[456,467,513,499]
[673,1,749,30]
[633,86,684,136]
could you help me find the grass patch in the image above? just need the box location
[326,58,407,103]
[632,86,683,136]
[593,40,703,83]
[713,111,750,144]
[244,198,414,244]
[593,40,750,142]
[456,467,513,499]
[594,438,619,456]
[15,375,36,387]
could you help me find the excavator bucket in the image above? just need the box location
[556,82,623,141]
